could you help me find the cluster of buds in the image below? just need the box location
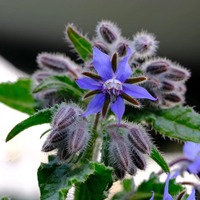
[42,104,90,163]
[105,122,151,179]
[141,58,190,108]
[32,53,82,107]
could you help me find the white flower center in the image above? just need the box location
[103,79,123,103]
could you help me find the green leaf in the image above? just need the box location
[67,26,93,61]
[32,75,83,100]
[122,178,135,192]
[125,105,200,143]
[37,155,113,200]
[1,197,10,200]
[6,105,59,142]
[0,78,38,115]
[149,144,170,173]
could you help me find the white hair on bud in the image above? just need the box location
[133,31,159,59]
[96,20,121,45]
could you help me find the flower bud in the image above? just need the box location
[164,66,190,81]
[41,141,57,152]
[93,41,109,54]
[69,122,88,153]
[32,70,52,83]
[57,143,72,162]
[146,77,161,88]
[163,93,182,103]
[127,164,137,176]
[114,166,125,180]
[131,149,146,170]
[128,126,151,154]
[133,32,158,58]
[161,81,176,92]
[52,106,77,130]
[96,21,120,44]
[37,53,80,77]
[48,128,68,144]
[148,90,162,105]
[116,42,128,57]
[145,61,170,75]
[108,130,132,171]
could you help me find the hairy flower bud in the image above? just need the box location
[96,21,120,44]
[131,149,147,170]
[52,106,77,130]
[114,166,126,180]
[57,143,72,162]
[69,122,89,153]
[116,42,129,57]
[163,93,182,103]
[108,130,132,171]
[127,164,137,176]
[37,53,80,77]
[146,77,161,88]
[32,70,53,83]
[161,81,176,92]
[42,141,57,152]
[164,66,190,81]
[145,61,170,75]
[48,128,68,143]
[93,41,109,54]
[133,32,158,58]
[128,126,151,154]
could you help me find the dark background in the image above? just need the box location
[1,1,200,151]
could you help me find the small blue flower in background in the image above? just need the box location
[76,47,156,126]
[171,141,200,179]
[150,172,195,200]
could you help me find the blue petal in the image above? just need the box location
[110,96,125,128]
[171,169,181,179]
[163,173,173,200]
[123,83,157,100]
[93,47,114,81]
[187,189,195,200]
[150,191,154,200]
[75,77,103,90]
[80,93,106,117]
[115,48,132,82]
[187,156,200,174]
[183,141,200,160]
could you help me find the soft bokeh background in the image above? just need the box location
[0,1,200,199]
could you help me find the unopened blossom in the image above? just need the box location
[150,172,195,200]
[75,47,156,126]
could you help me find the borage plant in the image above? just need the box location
[1,20,200,200]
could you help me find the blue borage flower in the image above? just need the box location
[75,47,156,126]
[150,172,195,200]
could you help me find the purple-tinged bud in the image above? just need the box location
[146,77,161,88]
[131,149,147,170]
[114,166,126,180]
[108,130,132,171]
[52,106,77,130]
[96,21,120,44]
[57,143,72,162]
[32,70,53,83]
[133,32,158,58]
[176,84,186,94]
[149,90,162,105]
[69,122,88,153]
[93,41,109,54]
[127,164,137,176]
[128,126,151,154]
[161,81,176,92]
[116,42,129,57]
[42,141,57,152]
[164,66,191,81]
[48,128,68,144]
[37,53,80,78]
[163,93,182,103]
[145,61,170,75]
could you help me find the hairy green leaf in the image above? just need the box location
[38,155,113,200]
[126,105,200,143]
[32,75,83,100]
[0,78,38,115]
[6,105,59,142]
[67,26,93,61]
[149,145,170,173]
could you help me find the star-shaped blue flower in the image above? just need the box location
[150,172,195,200]
[76,47,156,126]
